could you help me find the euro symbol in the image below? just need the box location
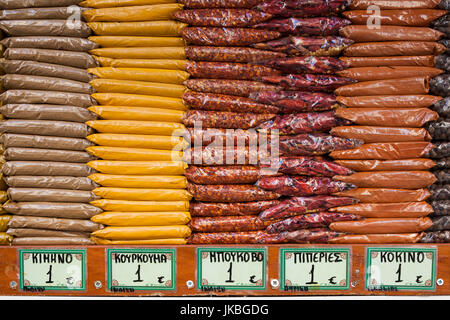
[249,275,256,283]
[328,276,337,285]
[158,276,165,284]
[416,276,423,284]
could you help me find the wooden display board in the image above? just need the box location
[0,244,448,296]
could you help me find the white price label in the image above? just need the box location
[19,249,86,291]
[280,248,350,291]
[197,248,267,291]
[366,247,437,291]
[107,249,175,292]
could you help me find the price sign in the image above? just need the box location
[197,248,267,291]
[106,249,175,292]
[366,247,437,291]
[280,248,350,291]
[18,249,86,291]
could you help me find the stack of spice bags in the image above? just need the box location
[175,0,366,244]
[80,0,192,245]
[0,0,104,245]
[322,0,448,244]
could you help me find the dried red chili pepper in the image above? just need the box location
[185,46,287,63]
[258,111,351,134]
[259,195,357,220]
[188,231,290,244]
[190,200,280,216]
[253,35,354,56]
[186,61,281,80]
[183,146,275,165]
[249,91,339,112]
[187,183,281,202]
[266,211,360,233]
[189,215,273,232]
[183,79,282,97]
[256,175,356,196]
[279,133,364,156]
[254,17,351,36]
[184,127,264,146]
[259,56,349,74]
[282,228,342,243]
[172,9,273,27]
[185,165,278,184]
[255,0,350,17]
[262,74,356,91]
[182,110,276,129]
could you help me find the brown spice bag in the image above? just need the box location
[6,228,90,238]
[0,36,99,52]
[4,176,98,190]
[337,66,443,82]
[334,171,437,189]
[329,202,434,215]
[340,56,435,67]
[335,77,430,96]
[329,217,433,233]
[333,188,431,203]
[337,95,442,108]
[12,237,95,245]
[340,26,444,42]
[328,233,423,244]
[343,42,446,57]
[1,74,94,94]
[334,159,436,171]
[343,9,447,26]
[329,142,433,160]
[4,147,96,163]
[349,0,441,9]
[335,108,438,127]
[0,134,95,151]
[331,126,432,143]
[7,188,99,203]
[3,202,102,219]
[0,90,97,108]
[2,161,96,177]
[8,215,104,232]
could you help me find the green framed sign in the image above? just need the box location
[18,249,86,291]
[106,248,176,291]
[365,247,437,291]
[280,248,351,291]
[196,247,267,291]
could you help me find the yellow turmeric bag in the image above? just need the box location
[86,146,183,161]
[91,237,187,245]
[91,93,187,110]
[83,4,183,22]
[86,120,186,136]
[81,0,176,9]
[88,67,189,84]
[87,133,189,150]
[0,191,7,203]
[88,21,186,36]
[89,36,185,47]
[0,215,12,232]
[91,211,190,226]
[90,47,186,59]
[91,225,191,240]
[93,187,192,201]
[87,160,187,175]
[0,232,12,245]
[89,173,187,188]
[94,57,187,70]
[90,199,190,211]
[90,79,186,98]
[88,106,185,122]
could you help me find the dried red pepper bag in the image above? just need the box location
[254,17,351,36]
[188,231,289,244]
[186,61,281,80]
[337,95,442,108]
[329,201,434,216]
[179,0,262,9]
[185,165,278,185]
[182,91,280,113]
[340,56,436,68]
[256,175,356,196]
[343,41,446,57]
[283,228,342,243]
[331,126,432,143]
[334,171,437,189]
[255,0,350,17]
[258,56,349,74]
[189,215,273,232]
[330,142,434,160]
[260,156,354,177]
[183,79,282,97]
[266,211,359,233]
[249,91,339,113]
[172,9,273,27]
[190,200,280,217]
[329,233,423,244]
[185,46,287,63]
[333,188,431,203]
[337,66,443,82]
[258,195,357,221]
[334,159,436,172]
[187,183,281,202]
[348,0,442,10]
[258,111,351,134]
[335,108,439,127]
[343,9,447,26]
[253,35,354,56]
[184,127,265,146]
[182,110,276,129]
[279,133,364,156]
[181,27,281,46]
[329,217,433,233]
[340,25,444,42]
[263,74,356,91]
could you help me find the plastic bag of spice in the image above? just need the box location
[430,74,450,96]
[427,216,450,231]
[0,0,83,9]
[92,93,186,111]
[343,41,446,57]
[89,174,186,189]
[92,211,190,226]
[420,231,450,242]
[91,237,187,245]
[178,0,261,8]
[263,74,356,91]
[1,36,98,52]
[87,160,186,175]
[90,47,186,60]
[189,216,271,232]
[428,184,450,201]
[426,142,450,159]
[333,188,431,203]
[5,176,98,191]
[433,157,450,170]
[88,35,184,47]
[190,200,280,217]
[86,146,182,161]
[340,56,436,68]
[93,57,188,70]
[433,170,450,184]
[89,106,184,122]
[329,217,433,233]
[183,79,281,97]
[7,188,99,203]
[6,228,90,238]
[1,134,94,151]
[81,0,179,8]
[0,120,94,138]
[172,9,273,27]
[1,104,97,123]
[330,201,433,216]
[0,90,97,108]
[87,133,186,150]
[334,159,436,171]
[12,237,94,245]
[2,161,95,177]
[186,61,281,80]
[331,126,432,143]
[435,54,450,72]
[0,215,11,232]
[90,199,190,212]
[187,183,281,202]
[348,0,441,9]
[88,67,188,84]
[334,171,437,189]
[93,187,191,201]
[185,46,286,63]
[253,35,353,56]
[258,195,357,221]
[87,21,186,36]
[329,233,423,244]
[86,120,185,136]
[254,17,351,36]
[0,20,91,37]
[340,25,444,42]
[90,79,186,98]
[188,231,285,244]
[91,225,191,240]
[439,39,450,52]
[185,165,275,185]
[0,6,88,20]
[259,56,349,74]
[426,119,450,140]
[4,148,95,163]
[337,66,443,81]
[255,0,350,17]
[337,95,442,108]
[1,74,93,94]
[343,9,447,26]
[8,215,103,232]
